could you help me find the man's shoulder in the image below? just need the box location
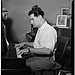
[46,23,57,34]
[46,23,56,31]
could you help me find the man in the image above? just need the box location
[16,5,57,70]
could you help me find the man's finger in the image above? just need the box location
[16,50,23,55]
[14,44,21,48]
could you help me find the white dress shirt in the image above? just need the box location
[33,21,57,52]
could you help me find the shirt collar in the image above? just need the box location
[39,21,47,31]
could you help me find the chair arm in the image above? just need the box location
[65,46,71,53]
[66,46,71,51]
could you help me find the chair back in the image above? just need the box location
[55,36,69,66]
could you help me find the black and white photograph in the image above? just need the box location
[61,7,70,15]
[56,15,67,27]
[1,0,73,75]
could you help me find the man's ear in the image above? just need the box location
[38,15,42,20]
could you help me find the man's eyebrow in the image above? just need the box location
[30,18,33,20]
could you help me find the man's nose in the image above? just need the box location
[31,20,33,24]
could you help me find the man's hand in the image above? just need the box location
[16,47,20,53]
[15,42,26,48]
[16,49,29,55]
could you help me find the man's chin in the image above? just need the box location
[33,25,38,28]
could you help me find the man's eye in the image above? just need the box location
[31,19,34,21]
[31,18,34,20]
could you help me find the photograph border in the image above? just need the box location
[61,7,70,15]
[56,15,67,27]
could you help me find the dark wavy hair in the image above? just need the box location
[28,5,44,17]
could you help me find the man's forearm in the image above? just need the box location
[30,47,52,54]
[25,42,34,47]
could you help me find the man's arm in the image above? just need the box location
[16,47,52,56]
[15,42,34,48]
[25,42,34,47]
[29,28,57,55]
[30,47,52,54]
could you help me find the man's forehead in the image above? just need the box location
[30,14,35,19]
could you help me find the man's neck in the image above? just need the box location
[38,19,45,28]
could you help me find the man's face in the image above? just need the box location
[30,14,41,28]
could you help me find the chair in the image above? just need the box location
[57,70,71,75]
[55,36,70,68]
[62,38,71,71]
[31,36,70,75]
[55,36,71,75]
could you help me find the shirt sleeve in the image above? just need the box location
[40,29,56,51]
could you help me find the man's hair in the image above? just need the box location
[28,5,44,17]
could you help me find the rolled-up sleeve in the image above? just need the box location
[40,29,56,51]
[33,21,57,52]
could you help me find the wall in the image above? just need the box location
[74,1,75,74]
[2,0,72,42]
[74,1,75,36]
